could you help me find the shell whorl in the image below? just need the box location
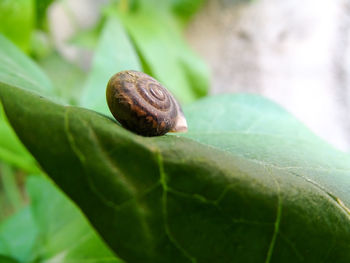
[106,70,184,136]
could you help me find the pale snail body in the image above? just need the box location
[106,70,188,136]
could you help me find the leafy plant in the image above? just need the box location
[2,71,350,262]
[0,174,122,262]
[0,0,35,52]
[1,0,350,263]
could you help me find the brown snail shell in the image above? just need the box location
[106,70,188,136]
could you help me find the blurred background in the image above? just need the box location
[188,0,350,152]
[1,0,350,261]
[48,0,350,152]
[2,0,350,151]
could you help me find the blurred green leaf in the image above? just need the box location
[0,0,35,52]
[0,34,53,94]
[37,52,86,105]
[35,0,56,28]
[69,23,102,51]
[2,84,350,262]
[116,7,209,104]
[0,207,39,262]
[0,175,123,262]
[81,16,141,115]
[0,34,54,172]
[30,30,52,60]
[0,164,22,214]
[0,255,19,263]
[69,29,99,50]
[170,0,205,23]
[0,108,38,173]
[27,175,123,262]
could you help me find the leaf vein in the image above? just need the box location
[157,152,197,263]
[264,168,282,263]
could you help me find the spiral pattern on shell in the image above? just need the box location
[106,70,182,136]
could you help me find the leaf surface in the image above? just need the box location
[1,85,350,263]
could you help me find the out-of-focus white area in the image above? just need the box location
[48,0,108,69]
[187,0,350,152]
[49,0,350,152]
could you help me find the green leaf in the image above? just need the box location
[0,207,39,262]
[170,0,205,23]
[35,0,56,28]
[0,34,53,172]
[0,164,23,215]
[0,175,123,262]
[1,84,350,262]
[0,107,38,173]
[27,175,123,262]
[0,34,53,94]
[81,16,141,115]
[69,28,99,50]
[37,52,86,105]
[117,9,209,103]
[0,0,35,52]
[0,255,19,263]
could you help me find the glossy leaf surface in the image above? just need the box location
[1,84,350,263]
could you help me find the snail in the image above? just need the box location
[106,70,188,136]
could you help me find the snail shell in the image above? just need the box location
[106,70,188,136]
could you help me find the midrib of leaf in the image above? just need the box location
[264,168,282,263]
[64,106,162,212]
[157,152,197,263]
